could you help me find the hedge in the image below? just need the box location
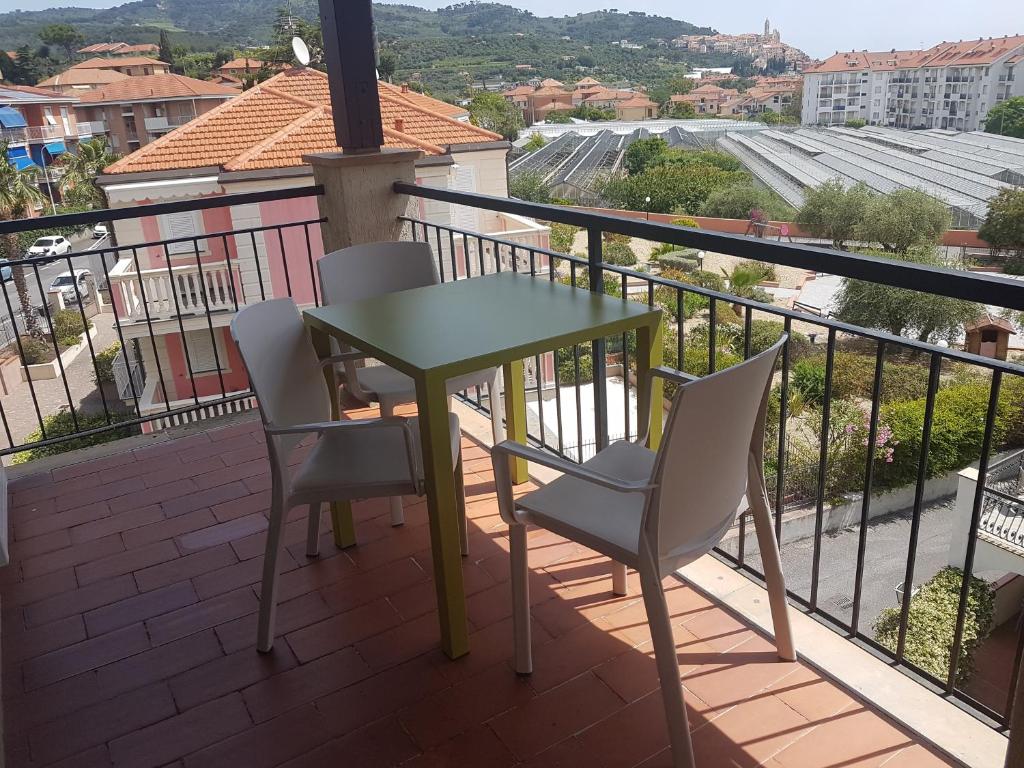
[873,567,994,684]
[12,410,140,464]
[603,241,637,267]
[93,342,121,386]
[51,309,92,348]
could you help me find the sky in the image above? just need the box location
[1,0,1021,59]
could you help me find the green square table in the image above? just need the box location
[304,271,663,659]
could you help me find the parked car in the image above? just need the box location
[27,236,72,257]
[49,269,91,302]
[0,261,10,282]
[92,224,108,239]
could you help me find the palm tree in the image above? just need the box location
[0,140,45,337]
[59,137,119,208]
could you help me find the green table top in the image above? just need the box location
[304,272,661,379]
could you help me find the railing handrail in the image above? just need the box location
[395,182,1024,312]
[111,258,233,277]
[399,214,1024,377]
[0,184,324,237]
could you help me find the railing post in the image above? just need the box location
[587,226,609,453]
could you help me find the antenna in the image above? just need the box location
[292,37,311,67]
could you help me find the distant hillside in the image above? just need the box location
[0,1,713,51]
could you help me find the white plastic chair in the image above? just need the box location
[231,298,467,653]
[317,241,503,527]
[491,337,796,768]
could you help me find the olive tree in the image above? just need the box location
[859,188,950,254]
[795,179,874,250]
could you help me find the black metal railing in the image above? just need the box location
[0,185,322,460]
[396,180,1024,732]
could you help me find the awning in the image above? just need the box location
[44,141,67,155]
[9,155,37,171]
[0,106,26,129]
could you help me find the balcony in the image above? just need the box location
[144,115,196,134]
[108,258,239,324]
[0,184,1018,768]
[77,120,109,137]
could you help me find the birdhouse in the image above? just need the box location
[964,313,1015,360]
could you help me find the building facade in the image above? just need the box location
[74,75,238,154]
[97,68,550,430]
[802,36,1024,129]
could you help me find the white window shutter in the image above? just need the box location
[184,330,220,373]
[162,212,206,255]
[450,164,479,232]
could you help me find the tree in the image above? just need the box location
[5,45,48,86]
[795,179,874,250]
[623,137,668,175]
[979,187,1024,257]
[859,188,949,254]
[377,48,398,83]
[467,92,523,141]
[38,24,83,63]
[0,140,45,337]
[701,183,794,221]
[158,30,175,70]
[508,171,552,203]
[782,89,802,121]
[844,118,866,128]
[59,137,119,209]
[665,101,696,119]
[983,96,1024,139]
[523,133,546,152]
[545,110,573,124]
[832,248,981,342]
[601,161,746,215]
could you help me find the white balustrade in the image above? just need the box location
[109,259,238,321]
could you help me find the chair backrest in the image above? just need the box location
[317,241,439,305]
[644,336,785,564]
[230,298,330,445]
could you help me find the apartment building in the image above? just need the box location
[95,68,548,428]
[74,74,237,154]
[38,67,129,96]
[802,35,1024,129]
[71,56,171,78]
[673,84,740,115]
[0,84,85,203]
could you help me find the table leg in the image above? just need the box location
[501,359,529,484]
[308,325,355,549]
[637,319,664,451]
[416,372,469,659]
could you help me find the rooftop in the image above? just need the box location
[37,68,130,89]
[77,42,160,55]
[103,68,501,176]
[78,74,237,104]
[0,83,76,104]
[1,412,960,768]
[806,35,1024,73]
[72,56,169,71]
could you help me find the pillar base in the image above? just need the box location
[303,148,423,252]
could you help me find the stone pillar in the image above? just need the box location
[302,148,423,252]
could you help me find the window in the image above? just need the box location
[160,211,206,255]
[450,164,479,233]
[184,330,223,373]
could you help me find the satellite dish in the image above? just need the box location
[292,37,311,67]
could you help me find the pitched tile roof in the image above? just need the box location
[77,42,158,55]
[104,68,502,176]
[72,56,168,70]
[616,95,657,108]
[38,68,130,88]
[78,74,239,104]
[218,57,270,71]
[378,81,468,119]
[0,83,76,103]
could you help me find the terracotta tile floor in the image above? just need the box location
[1,413,960,768]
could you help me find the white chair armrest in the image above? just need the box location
[318,352,370,368]
[636,366,698,447]
[266,417,420,490]
[491,440,654,494]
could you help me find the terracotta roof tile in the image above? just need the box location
[379,81,468,118]
[72,56,168,70]
[39,68,129,88]
[105,68,502,175]
[219,58,271,71]
[79,74,238,104]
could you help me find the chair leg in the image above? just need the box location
[509,522,533,674]
[612,561,628,596]
[748,465,797,661]
[306,502,321,558]
[639,565,696,768]
[257,491,287,653]
[380,399,405,527]
[455,453,469,557]
[489,368,505,444]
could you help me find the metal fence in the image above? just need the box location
[395,180,1024,732]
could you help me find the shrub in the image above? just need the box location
[93,341,121,386]
[791,359,826,404]
[51,309,91,347]
[737,319,807,357]
[548,222,580,254]
[831,352,931,404]
[19,336,52,365]
[873,567,994,684]
[556,346,594,385]
[603,241,637,267]
[11,410,139,464]
[656,250,699,272]
[671,216,699,228]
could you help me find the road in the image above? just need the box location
[0,230,114,333]
[726,498,955,632]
